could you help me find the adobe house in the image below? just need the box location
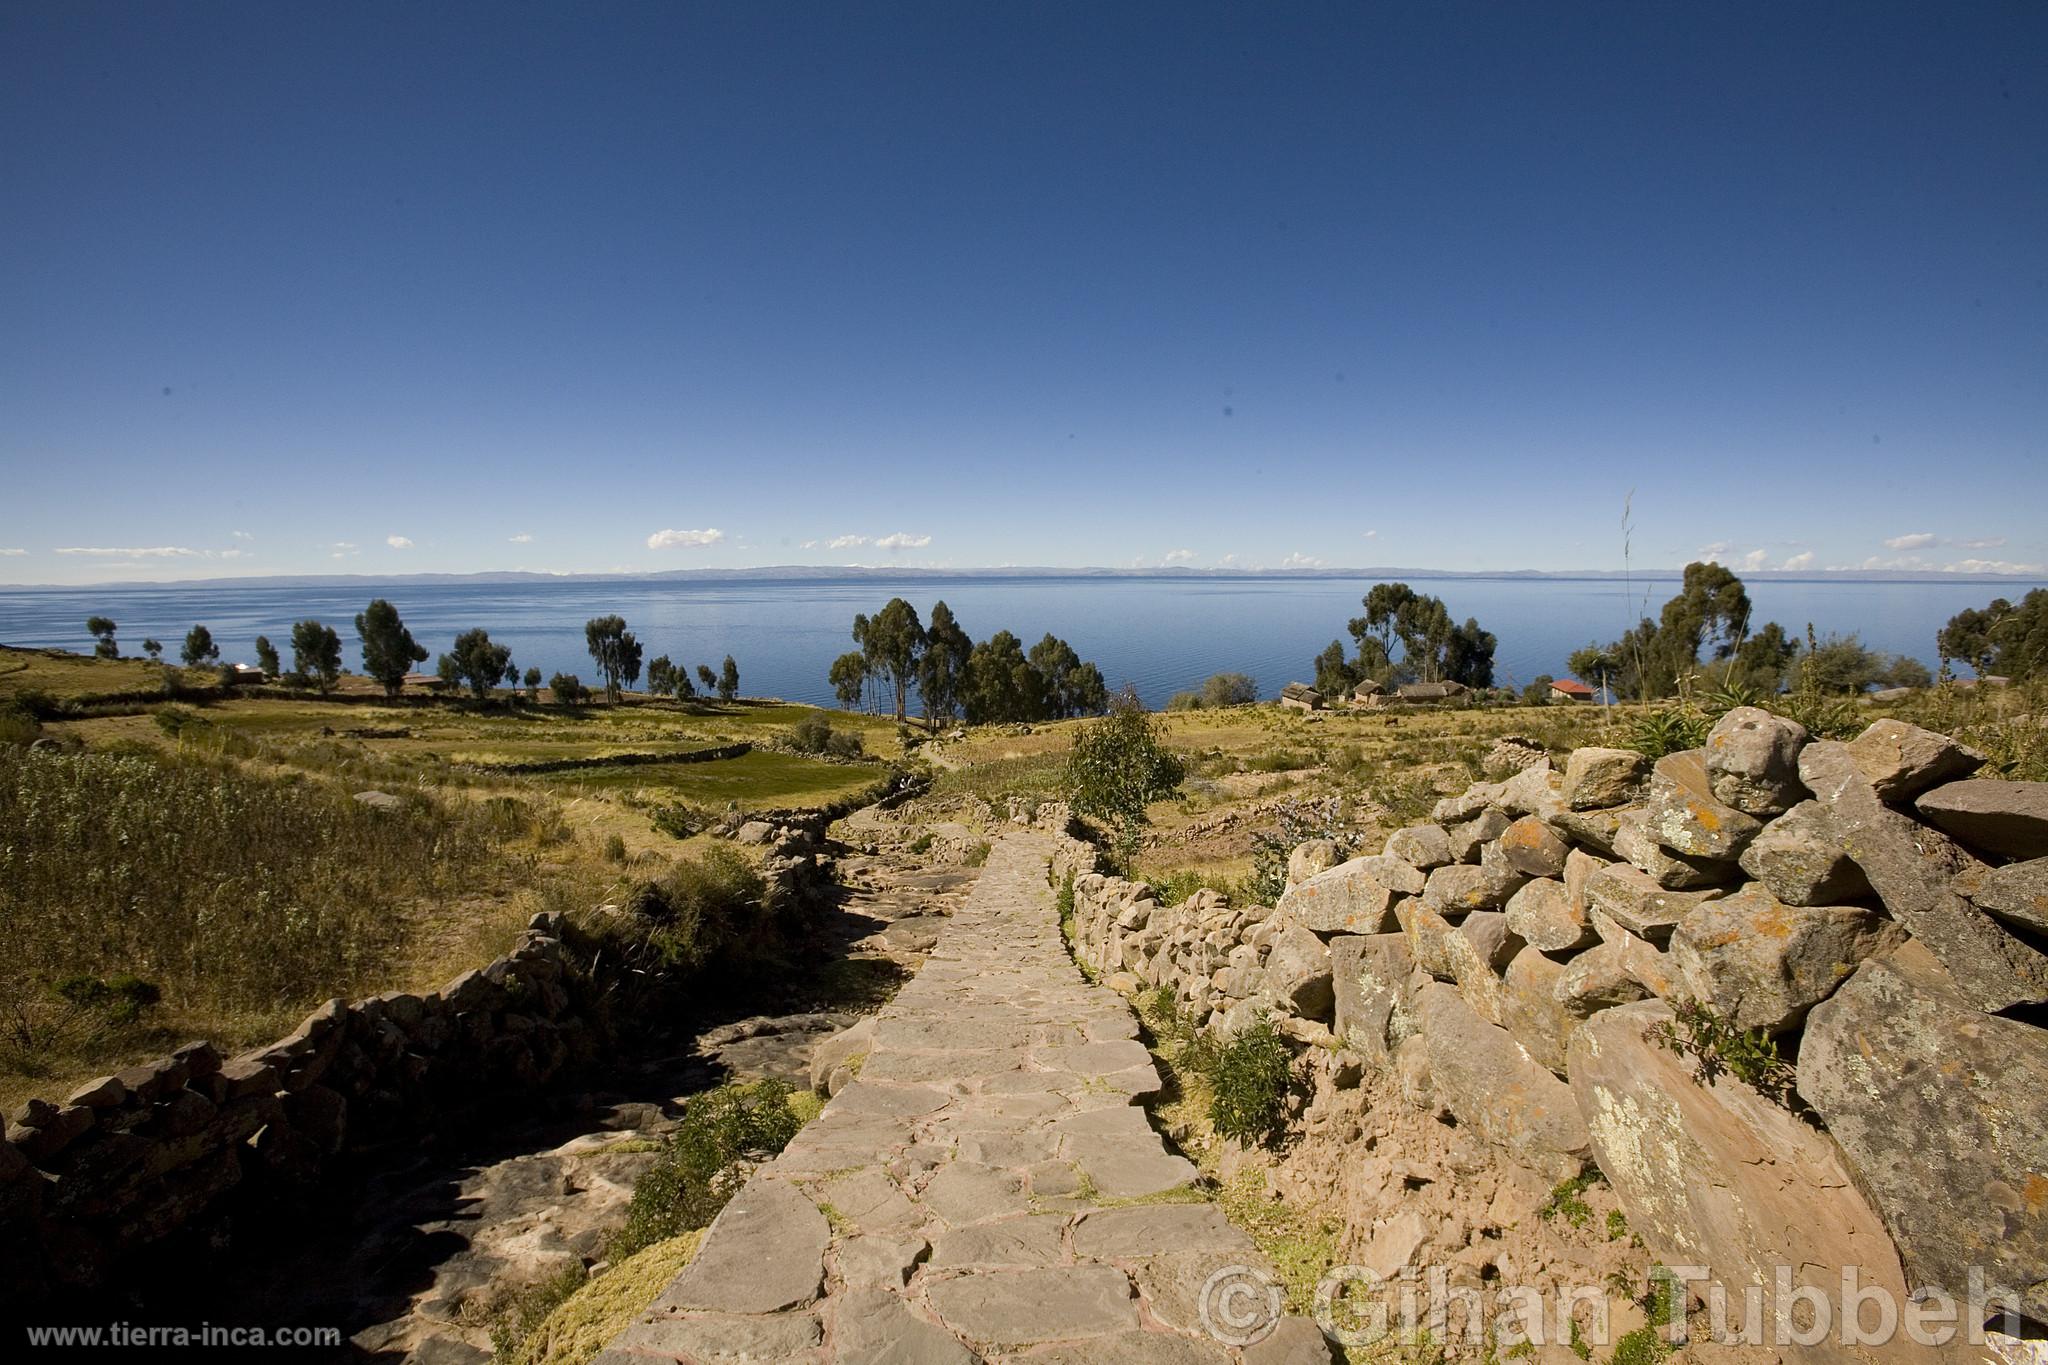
[1350,679,1387,708]
[1549,678,1596,703]
[1394,681,1468,704]
[1279,681,1325,711]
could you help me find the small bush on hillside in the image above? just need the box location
[1066,688,1185,869]
[0,700,41,747]
[1207,1012,1294,1146]
[962,840,991,868]
[547,672,586,705]
[1165,690,1202,711]
[790,712,833,753]
[609,1079,809,1261]
[627,845,768,969]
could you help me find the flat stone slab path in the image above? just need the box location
[600,833,1328,1364]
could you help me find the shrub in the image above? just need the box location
[790,713,833,753]
[1651,998,1796,1104]
[962,840,991,868]
[1207,1012,1294,1145]
[602,833,628,863]
[0,701,41,747]
[1627,703,1709,759]
[1066,689,1185,869]
[1200,672,1259,707]
[547,672,586,705]
[824,730,864,759]
[628,845,769,969]
[1540,1171,1599,1228]
[1165,690,1202,711]
[609,1080,808,1261]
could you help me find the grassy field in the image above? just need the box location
[0,645,908,1105]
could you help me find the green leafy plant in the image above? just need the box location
[1626,702,1709,759]
[1065,688,1185,870]
[1651,998,1797,1104]
[1539,1171,1599,1229]
[1207,1011,1294,1145]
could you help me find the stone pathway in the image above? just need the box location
[600,833,1328,1364]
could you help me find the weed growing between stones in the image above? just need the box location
[1650,999,1797,1104]
[962,839,992,867]
[496,1230,704,1365]
[1539,1171,1603,1229]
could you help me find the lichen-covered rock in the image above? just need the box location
[1441,910,1521,1025]
[1642,750,1766,861]
[1497,815,1569,877]
[1583,863,1722,943]
[1801,741,2048,1012]
[1613,809,1737,889]
[1420,861,1524,916]
[1798,941,2048,1321]
[1553,939,1651,1020]
[1504,876,1596,953]
[1915,778,2048,860]
[1386,824,1453,870]
[1330,933,1415,1066]
[1570,1000,1912,1363]
[1842,719,1984,802]
[1286,839,1341,886]
[1669,883,1900,1034]
[1417,983,1588,1178]
[1497,762,1565,821]
[1432,781,1506,825]
[1500,947,1573,1075]
[1394,899,1458,981]
[1562,747,1649,811]
[1275,856,1410,934]
[1736,799,1873,906]
[1703,706,1808,815]
[1965,856,2048,934]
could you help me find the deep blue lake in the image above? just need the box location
[0,575,2035,708]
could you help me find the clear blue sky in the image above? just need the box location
[3,2,2043,585]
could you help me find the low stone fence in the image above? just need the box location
[0,852,834,1311]
[1058,711,2048,1329]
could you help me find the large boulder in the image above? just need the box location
[1798,941,2048,1320]
[1417,983,1588,1178]
[1702,706,1809,816]
[1668,884,1900,1034]
[1498,762,1565,821]
[1642,750,1766,861]
[1570,1002,1913,1363]
[1841,719,1984,803]
[1504,876,1596,953]
[1275,856,1412,934]
[1583,863,1722,943]
[1915,778,2048,860]
[1497,816,1569,878]
[1551,804,1627,856]
[1801,741,2048,1012]
[1736,799,1873,906]
[1330,934,1415,1067]
[1562,747,1649,811]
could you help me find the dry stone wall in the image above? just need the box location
[0,850,834,1312]
[1060,710,2048,1329]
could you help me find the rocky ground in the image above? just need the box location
[197,833,977,1364]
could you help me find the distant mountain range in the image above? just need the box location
[5,565,2045,591]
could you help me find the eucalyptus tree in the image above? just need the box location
[355,600,426,697]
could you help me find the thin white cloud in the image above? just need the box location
[1884,532,1937,551]
[55,546,203,558]
[875,532,932,550]
[386,535,414,549]
[1953,536,2007,550]
[1163,548,1195,564]
[1738,549,1770,571]
[1219,553,1240,567]
[231,530,254,540]
[508,533,533,544]
[1363,529,1378,539]
[646,527,726,550]
[829,534,871,550]
[0,548,25,557]
[1781,551,1815,571]
[1697,541,1732,562]
[1945,558,2045,575]
[1280,551,1324,569]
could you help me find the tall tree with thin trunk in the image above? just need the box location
[855,598,925,723]
[584,615,643,703]
[917,601,972,726]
